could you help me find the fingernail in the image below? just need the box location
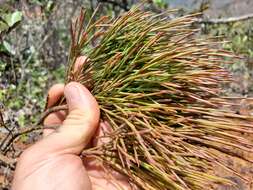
[64,83,86,110]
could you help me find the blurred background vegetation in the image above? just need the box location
[1,0,253,189]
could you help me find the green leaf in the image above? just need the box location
[4,11,22,27]
[18,114,25,127]
[46,0,55,12]
[0,40,14,54]
[3,41,13,54]
[0,21,9,33]
[153,0,167,8]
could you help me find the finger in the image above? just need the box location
[43,129,54,137]
[44,111,66,125]
[43,110,66,137]
[92,121,112,147]
[43,84,66,137]
[74,56,88,72]
[46,83,65,108]
[60,82,100,150]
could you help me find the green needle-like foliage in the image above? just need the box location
[63,6,253,190]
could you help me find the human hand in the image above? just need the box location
[12,57,131,190]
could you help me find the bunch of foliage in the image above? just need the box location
[59,6,253,190]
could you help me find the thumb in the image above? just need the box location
[24,82,100,157]
[60,82,100,152]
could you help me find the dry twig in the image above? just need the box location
[197,13,253,24]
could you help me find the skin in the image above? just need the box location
[12,57,131,190]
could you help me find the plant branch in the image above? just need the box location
[0,105,68,168]
[197,13,253,24]
[1,105,68,152]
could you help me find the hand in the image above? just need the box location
[12,57,131,190]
